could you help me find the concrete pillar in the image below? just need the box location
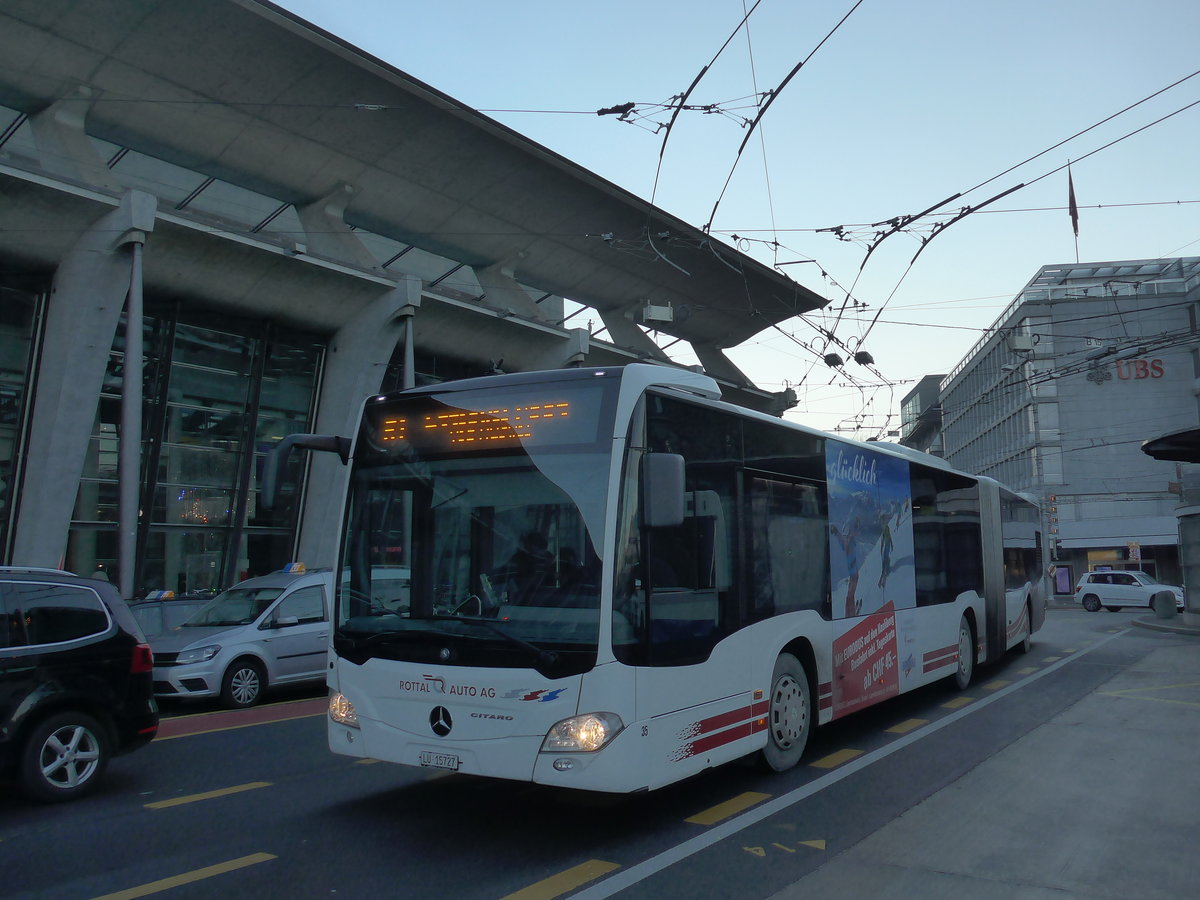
[472,261,552,322]
[27,88,122,191]
[1176,471,1200,626]
[294,183,380,271]
[295,276,419,567]
[597,305,671,362]
[10,191,156,572]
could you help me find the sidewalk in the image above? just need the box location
[769,618,1200,900]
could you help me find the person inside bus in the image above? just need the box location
[492,530,554,605]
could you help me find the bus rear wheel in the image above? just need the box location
[761,653,811,772]
[954,616,975,690]
[1018,602,1033,654]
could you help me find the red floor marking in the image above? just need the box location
[156,697,327,739]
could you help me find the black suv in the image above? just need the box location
[1,567,159,801]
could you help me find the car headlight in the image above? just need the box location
[329,692,359,728]
[175,644,220,665]
[541,712,623,752]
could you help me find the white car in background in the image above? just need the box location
[150,564,411,707]
[150,566,333,708]
[1075,570,1184,613]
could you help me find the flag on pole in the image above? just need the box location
[1068,165,1079,237]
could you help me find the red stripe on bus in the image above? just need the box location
[922,644,958,673]
[921,652,960,672]
[1006,605,1029,640]
[678,721,763,759]
[923,644,957,662]
[690,701,768,738]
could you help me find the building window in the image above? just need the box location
[65,309,323,596]
[0,287,39,558]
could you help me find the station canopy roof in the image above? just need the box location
[1142,428,1200,464]
[0,0,829,350]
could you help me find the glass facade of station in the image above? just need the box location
[0,285,38,559]
[1,281,325,597]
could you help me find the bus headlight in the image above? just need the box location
[541,712,623,752]
[329,692,359,728]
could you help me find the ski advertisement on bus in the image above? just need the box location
[827,442,916,716]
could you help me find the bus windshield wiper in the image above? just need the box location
[431,615,559,667]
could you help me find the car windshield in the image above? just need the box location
[1133,572,1159,584]
[184,587,284,626]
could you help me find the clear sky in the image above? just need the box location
[275,0,1200,436]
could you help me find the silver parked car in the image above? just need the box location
[1075,570,1184,613]
[150,567,333,708]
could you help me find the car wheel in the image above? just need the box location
[760,652,811,772]
[1018,602,1033,654]
[20,712,109,803]
[221,658,266,708]
[954,616,975,690]
[1081,594,1102,613]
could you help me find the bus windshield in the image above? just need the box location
[335,376,617,676]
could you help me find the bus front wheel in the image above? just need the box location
[761,653,811,772]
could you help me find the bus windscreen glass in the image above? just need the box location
[337,377,619,677]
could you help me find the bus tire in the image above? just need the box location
[1018,602,1033,654]
[954,616,975,691]
[761,653,811,772]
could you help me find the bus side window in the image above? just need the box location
[644,490,728,664]
[748,477,830,620]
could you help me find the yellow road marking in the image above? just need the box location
[89,853,276,900]
[144,782,271,810]
[1063,647,1077,653]
[799,840,827,850]
[983,680,1010,691]
[686,791,771,825]
[809,748,863,769]
[1098,682,1200,709]
[1042,656,1061,663]
[500,860,620,900]
[1103,681,1200,695]
[885,718,928,734]
[942,696,973,709]
[1016,667,1037,675]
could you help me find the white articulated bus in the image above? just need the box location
[276,364,1046,793]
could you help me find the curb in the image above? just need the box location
[1131,615,1200,636]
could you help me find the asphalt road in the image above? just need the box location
[0,609,1181,900]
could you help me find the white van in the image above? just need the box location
[150,566,333,707]
[151,564,411,707]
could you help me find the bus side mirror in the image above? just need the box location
[643,453,685,528]
[260,433,352,510]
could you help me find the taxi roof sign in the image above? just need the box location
[282,562,307,574]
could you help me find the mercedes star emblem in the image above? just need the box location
[430,705,453,737]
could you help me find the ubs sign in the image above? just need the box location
[1088,357,1165,385]
[1115,358,1164,380]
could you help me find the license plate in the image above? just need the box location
[419,751,460,771]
